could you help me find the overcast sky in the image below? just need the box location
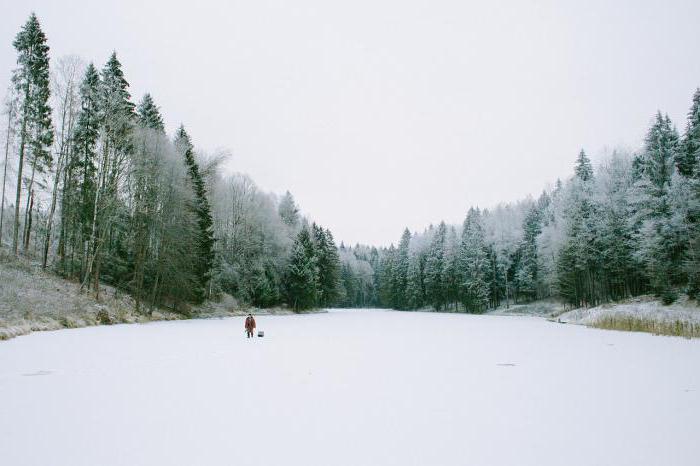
[2,0,700,245]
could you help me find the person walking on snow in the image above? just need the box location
[245,314,256,338]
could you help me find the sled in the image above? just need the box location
[258,331,264,337]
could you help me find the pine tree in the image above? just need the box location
[285,227,319,310]
[442,226,460,310]
[278,191,300,228]
[176,125,215,302]
[458,208,490,312]
[137,93,164,132]
[405,251,425,309]
[312,224,341,307]
[392,228,412,309]
[557,149,602,306]
[81,52,136,298]
[11,13,53,254]
[574,149,593,182]
[631,112,684,301]
[63,63,100,276]
[424,222,447,310]
[678,88,700,177]
[514,205,542,302]
[377,245,397,308]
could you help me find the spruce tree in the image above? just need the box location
[137,93,165,132]
[424,222,447,310]
[406,251,425,309]
[312,224,341,307]
[65,63,100,277]
[442,226,460,310]
[514,206,542,302]
[10,13,53,254]
[557,149,601,306]
[393,228,412,309]
[574,149,593,182]
[631,112,684,301]
[278,191,300,228]
[458,208,490,312]
[176,126,215,302]
[678,88,700,177]
[285,227,319,310]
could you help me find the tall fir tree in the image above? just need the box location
[424,222,447,310]
[278,191,300,228]
[11,13,53,254]
[312,224,341,307]
[557,149,601,306]
[392,228,412,309]
[176,125,215,302]
[137,93,164,132]
[285,226,319,310]
[406,251,425,309]
[61,63,100,277]
[678,88,700,178]
[631,112,684,302]
[458,208,490,312]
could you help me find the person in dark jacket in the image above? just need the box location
[245,314,256,338]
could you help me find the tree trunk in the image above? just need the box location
[12,101,28,255]
[0,103,13,246]
[22,162,36,252]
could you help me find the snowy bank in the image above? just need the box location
[558,295,700,338]
[0,250,325,341]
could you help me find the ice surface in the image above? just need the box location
[1,310,699,466]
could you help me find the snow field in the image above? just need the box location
[1,310,699,466]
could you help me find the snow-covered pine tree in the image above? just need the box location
[442,226,460,310]
[557,149,601,306]
[278,191,300,228]
[678,88,700,178]
[392,228,412,309]
[11,13,53,255]
[312,224,341,307]
[631,113,684,302]
[574,148,593,182]
[514,204,543,302]
[458,208,490,313]
[680,89,700,299]
[285,226,319,310]
[137,93,164,132]
[377,245,396,308]
[424,222,447,310]
[405,250,424,309]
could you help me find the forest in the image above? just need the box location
[1,14,699,314]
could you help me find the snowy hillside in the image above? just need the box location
[0,249,150,340]
[1,310,698,466]
[0,249,251,340]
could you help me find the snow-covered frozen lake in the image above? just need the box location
[1,310,699,466]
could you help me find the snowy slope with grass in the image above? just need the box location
[1,310,699,466]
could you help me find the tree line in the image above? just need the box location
[338,100,700,311]
[0,13,341,312]
[2,14,699,314]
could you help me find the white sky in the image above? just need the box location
[2,0,700,246]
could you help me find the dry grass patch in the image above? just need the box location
[592,314,700,338]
